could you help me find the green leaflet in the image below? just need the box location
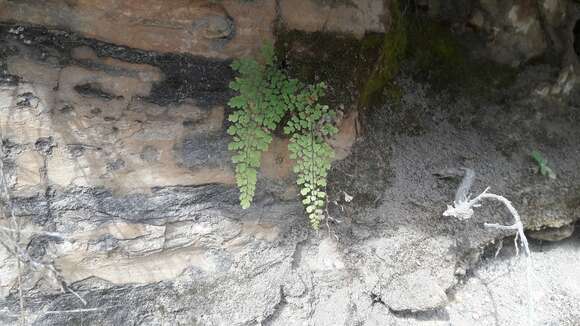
[286,82,337,229]
[228,44,339,229]
[531,150,556,179]
[227,43,292,210]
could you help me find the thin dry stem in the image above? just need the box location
[443,168,534,324]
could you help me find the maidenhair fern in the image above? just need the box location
[285,83,338,229]
[227,44,338,229]
[227,44,298,208]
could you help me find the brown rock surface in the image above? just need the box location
[1,53,236,194]
[474,0,548,65]
[1,6,580,326]
[280,0,387,37]
[0,0,276,58]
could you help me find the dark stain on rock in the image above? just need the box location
[183,119,196,128]
[0,42,19,86]
[2,138,25,156]
[43,185,240,225]
[0,23,233,108]
[65,144,102,158]
[175,131,230,170]
[275,29,383,110]
[26,236,49,260]
[59,104,74,114]
[34,136,56,155]
[74,82,120,101]
[16,91,40,107]
[11,193,51,224]
[140,145,160,162]
[66,144,86,158]
[106,158,126,172]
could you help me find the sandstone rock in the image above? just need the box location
[527,223,576,241]
[0,242,18,299]
[199,15,235,39]
[383,269,448,312]
[0,0,276,59]
[478,0,548,65]
[303,238,345,271]
[540,0,567,27]
[1,53,236,193]
[56,243,217,284]
[1,14,580,326]
[14,150,44,191]
[280,0,386,38]
[0,86,56,145]
[71,46,165,83]
[328,111,358,160]
[469,9,486,29]
[261,137,294,180]
[7,57,60,89]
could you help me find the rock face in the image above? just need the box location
[2,44,234,194]
[280,0,387,37]
[0,0,389,57]
[0,0,276,59]
[482,0,548,65]
[421,0,580,67]
[0,1,579,326]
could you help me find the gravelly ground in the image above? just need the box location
[446,228,580,326]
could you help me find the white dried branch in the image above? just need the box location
[494,239,503,258]
[444,188,531,258]
[443,168,534,324]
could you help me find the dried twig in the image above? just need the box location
[443,168,535,324]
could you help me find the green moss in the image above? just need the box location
[275,3,518,111]
[359,0,407,107]
[405,19,518,98]
[275,0,409,110]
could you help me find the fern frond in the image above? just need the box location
[228,45,339,229]
[285,83,337,229]
[228,44,296,208]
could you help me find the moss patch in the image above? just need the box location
[275,4,519,111]
[275,0,408,111]
[359,0,407,107]
[405,19,518,98]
